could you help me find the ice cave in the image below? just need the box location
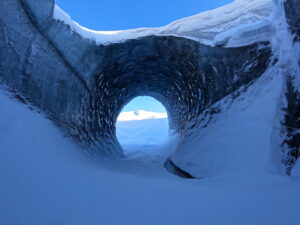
[0,0,299,224]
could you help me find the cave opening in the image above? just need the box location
[74,36,271,158]
[115,96,174,156]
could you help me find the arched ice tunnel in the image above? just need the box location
[77,37,271,156]
[0,0,273,158]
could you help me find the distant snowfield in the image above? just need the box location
[116,111,170,157]
[116,114,173,157]
[0,89,300,225]
[117,110,167,121]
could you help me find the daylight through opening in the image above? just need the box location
[116,96,170,154]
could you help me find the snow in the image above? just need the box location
[172,65,284,177]
[116,110,174,160]
[1,87,300,225]
[117,110,167,121]
[53,0,275,47]
[116,117,174,157]
[267,0,300,174]
[53,5,124,44]
[291,159,300,179]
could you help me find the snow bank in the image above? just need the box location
[1,89,300,225]
[53,0,275,47]
[171,65,284,177]
[291,159,300,179]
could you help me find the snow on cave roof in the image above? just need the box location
[53,0,275,47]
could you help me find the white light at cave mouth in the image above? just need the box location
[116,96,169,153]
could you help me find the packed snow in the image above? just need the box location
[116,115,172,156]
[117,110,167,121]
[1,87,300,225]
[53,0,275,47]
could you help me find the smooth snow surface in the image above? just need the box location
[1,89,300,225]
[53,0,275,47]
[292,159,300,178]
[117,110,167,121]
[116,110,170,157]
[116,116,172,157]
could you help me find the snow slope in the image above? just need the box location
[1,87,300,225]
[53,0,275,47]
[116,111,171,158]
[172,63,284,177]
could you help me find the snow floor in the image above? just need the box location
[116,118,178,160]
[0,89,300,225]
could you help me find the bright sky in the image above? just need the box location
[122,97,166,113]
[55,0,233,30]
[56,0,233,112]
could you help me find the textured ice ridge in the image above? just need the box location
[53,0,275,47]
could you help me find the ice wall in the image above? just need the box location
[280,0,300,174]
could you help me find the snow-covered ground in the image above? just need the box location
[116,114,175,159]
[117,110,167,121]
[1,88,300,225]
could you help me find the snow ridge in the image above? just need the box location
[53,0,275,47]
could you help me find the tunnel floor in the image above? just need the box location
[116,116,187,177]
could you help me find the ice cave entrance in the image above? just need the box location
[116,96,170,154]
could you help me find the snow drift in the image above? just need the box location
[1,86,300,225]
